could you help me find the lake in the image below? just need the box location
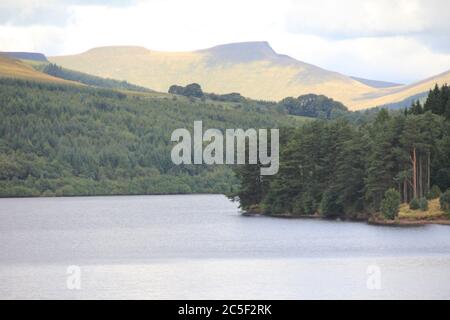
[1,194,450,299]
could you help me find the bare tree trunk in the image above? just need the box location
[412,148,418,199]
[427,151,431,194]
[403,179,408,203]
[419,153,422,198]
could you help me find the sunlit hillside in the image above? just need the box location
[354,70,450,109]
[49,42,375,109]
[50,41,450,110]
[0,55,74,84]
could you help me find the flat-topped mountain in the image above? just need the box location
[49,42,371,109]
[50,42,450,110]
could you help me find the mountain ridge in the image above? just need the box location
[50,42,374,109]
[47,41,450,110]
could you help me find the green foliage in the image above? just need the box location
[409,100,423,115]
[380,188,401,219]
[0,78,298,197]
[236,100,450,217]
[426,185,441,199]
[169,83,203,98]
[256,120,366,217]
[319,189,343,217]
[40,63,152,92]
[423,84,450,120]
[419,197,428,211]
[298,192,316,215]
[409,198,420,210]
[169,83,256,105]
[440,189,450,212]
[279,94,348,119]
[184,83,204,98]
[233,164,268,209]
[234,82,450,218]
[206,92,245,103]
[168,87,353,121]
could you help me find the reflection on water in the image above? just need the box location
[1,194,450,299]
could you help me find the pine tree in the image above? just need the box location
[410,100,423,115]
[365,111,398,209]
[424,84,440,114]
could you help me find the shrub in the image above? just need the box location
[380,188,401,220]
[426,185,441,200]
[440,189,450,213]
[409,198,420,210]
[419,197,428,211]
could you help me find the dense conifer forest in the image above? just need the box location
[1,74,448,215]
[235,84,450,218]
[0,78,300,196]
[40,63,153,93]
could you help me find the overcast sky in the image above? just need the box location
[1,0,449,83]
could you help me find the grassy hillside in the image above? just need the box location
[50,42,450,110]
[38,63,154,93]
[355,70,450,109]
[350,76,402,88]
[50,42,375,110]
[0,78,304,197]
[0,55,75,85]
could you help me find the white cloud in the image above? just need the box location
[0,0,136,25]
[0,25,65,53]
[285,0,450,38]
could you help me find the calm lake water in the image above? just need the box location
[1,194,450,299]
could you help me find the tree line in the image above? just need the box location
[40,63,152,93]
[234,84,450,218]
[169,83,350,120]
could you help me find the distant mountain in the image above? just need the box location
[350,76,402,88]
[379,92,429,110]
[354,70,450,109]
[1,52,48,62]
[50,42,374,110]
[44,42,450,110]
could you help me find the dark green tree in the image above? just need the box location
[380,188,400,219]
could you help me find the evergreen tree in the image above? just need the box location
[380,188,400,219]
[409,100,423,115]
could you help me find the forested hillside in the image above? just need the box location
[0,78,301,197]
[0,55,74,84]
[40,63,153,93]
[235,84,450,218]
